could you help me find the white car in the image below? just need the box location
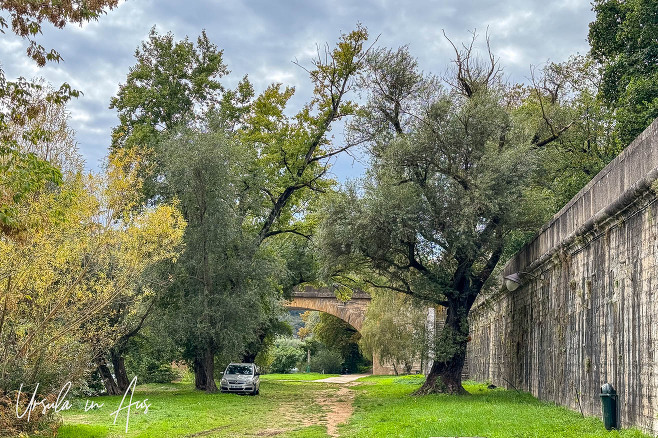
[220,363,260,395]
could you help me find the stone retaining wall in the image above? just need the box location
[467,119,658,435]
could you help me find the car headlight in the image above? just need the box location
[221,378,227,384]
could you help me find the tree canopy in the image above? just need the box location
[316,37,590,394]
[0,0,117,233]
[106,25,372,392]
[589,0,658,145]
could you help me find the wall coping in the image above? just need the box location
[503,118,658,276]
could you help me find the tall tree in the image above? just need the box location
[523,55,619,210]
[5,79,83,174]
[111,26,371,392]
[1,0,117,232]
[110,27,228,152]
[0,161,184,396]
[155,126,266,392]
[316,38,579,394]
[108,27,231,200]
[589,0,658,145]
[240,24,370,244]
[91,147,186,395]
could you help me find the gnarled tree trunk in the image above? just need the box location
[194,348,217,392]
[96,357,121,395]
[415,302,470,395]
[111,350,130,392]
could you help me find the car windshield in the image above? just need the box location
[225,365,253,375]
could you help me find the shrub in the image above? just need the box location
[126,357,181,384]
[141,361,180,384]
[309,350,343,374]
[269,337,304,373]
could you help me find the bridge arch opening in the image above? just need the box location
[284,286,441,376]
[285,287,409,374]
[284,287,371,332]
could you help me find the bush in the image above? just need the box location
[1,390,61,437]
[72,370,105,397]
[309,350,343,374]
[126,356,181,384]
[141,361,180,383]
[269,337,304,373]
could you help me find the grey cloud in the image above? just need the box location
[1,0,595,177]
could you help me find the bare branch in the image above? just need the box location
[443,29,501,97]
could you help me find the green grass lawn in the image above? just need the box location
[56,377,332,438]
[51,374,651,438]
[338,376,649,438]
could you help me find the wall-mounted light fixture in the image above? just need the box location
[503,273,522,291]
[503,271,538,292]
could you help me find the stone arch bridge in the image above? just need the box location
[285,286,437,375]
[286,286,370,331]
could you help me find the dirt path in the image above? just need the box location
[316,383,357,437]
[259,375,366,437]
[312,374,369,384]
[311,375,367,437]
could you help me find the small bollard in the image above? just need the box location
[600,383,619,430]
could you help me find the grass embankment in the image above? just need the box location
[53,374,650,438]
[339,375,648,438]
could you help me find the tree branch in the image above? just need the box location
[363,278,449,307]
[263,229,312,240]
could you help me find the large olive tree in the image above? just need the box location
[316,39,577,394]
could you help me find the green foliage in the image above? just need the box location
[297,310,321,340]
[589,0,658,144]
[308,349,343,374]
[0,0,118,66]
[311,313,369,373]
[154,126,276,376]
[108,26,374,391]
[108,27,232,203]
[0,144,62,232]
[521,56,620,209]
[316,38,601,392]
[0,2,116,233]
[138,361,180,384]
[239,25,370,243]
[313,313,359,353]
[0,77,73,232]
[268,337,305,373]
[359,290,428,374]
[245,318,293,368]
[0,167,185,395]
[122,325,181,385]
[110,27,228,152]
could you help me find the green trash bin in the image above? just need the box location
[600,383,619,430]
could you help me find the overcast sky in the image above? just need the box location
[1,0,595,180]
